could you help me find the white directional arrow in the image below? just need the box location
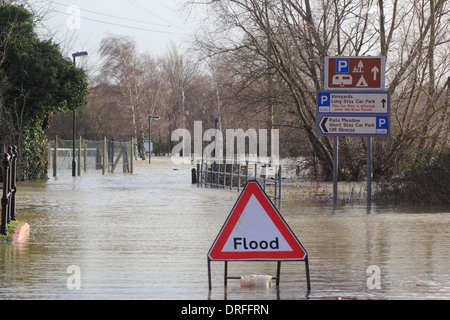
[371,66,380,81]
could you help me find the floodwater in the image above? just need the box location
[1,158,449,300]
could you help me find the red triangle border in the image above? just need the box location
[208,181,307,261]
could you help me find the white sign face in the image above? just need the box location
[222,195,292,252]
[318,115,389,136]
[318,91,389,114]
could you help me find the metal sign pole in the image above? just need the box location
[148,116,151,164]
[333,136,339,210]
[367,137,372,212]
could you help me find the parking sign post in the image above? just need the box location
[319,56,388,211]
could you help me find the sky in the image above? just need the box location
[31,0,202,68]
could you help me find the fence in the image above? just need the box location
[195,158,282,200]
[49,137,134,177]
[1,146,17,236]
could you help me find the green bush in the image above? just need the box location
[375,148,450,205]
[21,126,48,181]
[0,4,88,181]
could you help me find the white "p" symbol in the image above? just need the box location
[337,60,349,73]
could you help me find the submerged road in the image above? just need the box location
[1,157,449,300]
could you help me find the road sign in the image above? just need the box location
[208,181,307,261]
[324,56,385,91]
[317,115,389,136]
[318,91,389,114]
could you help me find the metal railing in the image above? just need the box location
[1,146,17,236]
[195,158,282,200]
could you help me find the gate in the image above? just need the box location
[49,137,134,176]
[1,146,17,236]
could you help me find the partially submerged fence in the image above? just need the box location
[1,146,17,236]
[195,158,282,200]
[49,137,134,176]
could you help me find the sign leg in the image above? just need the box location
[367,137,372,213]
[305,256,311,293]
[276,261,281,286]
[224,261,228,287]
[207,258,212,291]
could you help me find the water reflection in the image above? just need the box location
[0,158,449,299]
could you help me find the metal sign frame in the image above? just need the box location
[320,56,388,212]
[207,181,310,293]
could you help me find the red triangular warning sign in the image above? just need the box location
[208,181,307,261]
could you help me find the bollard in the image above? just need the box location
[9,146,17,221]
[196,163,200,186]
[53,136,58,177]
[1,152,11,235]
[191,167,197,184]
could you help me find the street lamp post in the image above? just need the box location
[148,116,161,163]
[71,51,88,177]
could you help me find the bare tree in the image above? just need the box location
[98,34,154,158]
[158,43,198,154]
[190,0,450,180]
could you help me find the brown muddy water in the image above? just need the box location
[1,158,449,300]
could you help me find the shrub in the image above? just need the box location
[374,148,450,205]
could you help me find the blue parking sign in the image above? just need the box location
[377,116,389,130]
[336,59,349,73]
[318,92,330,107]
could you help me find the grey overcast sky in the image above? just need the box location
[33,0,201,62]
